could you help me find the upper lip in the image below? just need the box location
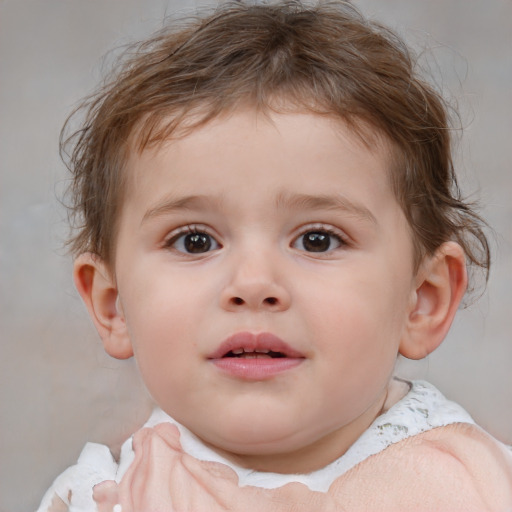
[208,332,305,359]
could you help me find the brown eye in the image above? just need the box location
[184,233,212,253]
[293,229,343,253]
[302,232,331,252]
[167,230,220,254]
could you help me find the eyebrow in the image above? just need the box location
[141,191,377,225]
[275,192,377,224]
[141,194,221,224]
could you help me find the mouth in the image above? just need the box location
[208,332,305,380]
[223,348,287,359]
[209,332,304,360]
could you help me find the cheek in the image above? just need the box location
[121,283,199,390]
[304,267,409,353]
[130,323,196,411]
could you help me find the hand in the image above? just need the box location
[92,423,337,512]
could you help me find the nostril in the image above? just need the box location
[229,296,279,307]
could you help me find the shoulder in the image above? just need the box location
[330,423,512,511]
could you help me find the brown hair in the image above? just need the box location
[62,0,490,287]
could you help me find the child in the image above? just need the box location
[38,1,512,510]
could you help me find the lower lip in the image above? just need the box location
[211,357,303,380]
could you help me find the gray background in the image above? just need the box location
[1,1,511,511]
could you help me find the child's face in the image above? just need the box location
[114,110,418,471]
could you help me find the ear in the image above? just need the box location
[73,253,134,360]
[399,241,467,360]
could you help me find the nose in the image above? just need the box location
[220,251,291,312]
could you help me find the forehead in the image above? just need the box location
[123,110,394,203]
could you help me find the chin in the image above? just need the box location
[198,418,313,457]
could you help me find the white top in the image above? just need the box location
[36,380,475,511]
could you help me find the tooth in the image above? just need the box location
[255,349,269,353]
[232,349,244,355]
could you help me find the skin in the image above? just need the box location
[69,110,512,510]
[89,422,512,512]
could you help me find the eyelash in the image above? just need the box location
[162,223,349,256]
[163,225,221,254]
[291,224,349,254]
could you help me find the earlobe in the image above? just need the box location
[399,242,467,360]
[73,253,134,360]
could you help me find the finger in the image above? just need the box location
[180,457,337,512]
[92,480,120,512]
[179,454,240,509]
[153,422,182,451]
[180,455,284,512]
[114,428,156,510]
[119,426,182,509]
[165,453,231,510]
[182,455,239,483]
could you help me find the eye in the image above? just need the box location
[292,229,344,253]
[166,228,221,254]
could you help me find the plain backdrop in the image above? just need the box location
[1,1,511,510]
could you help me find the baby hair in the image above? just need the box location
[61,0,489,285]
